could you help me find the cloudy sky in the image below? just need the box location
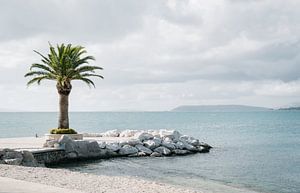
[0,0,300,111]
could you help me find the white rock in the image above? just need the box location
[150,152,162,157]
[119,130,139,137]
[154,146,171,156]
[134,132,153,141]
[179,135,199,146]
[147,130,160,137]
[179,135,191,141]
[58,135,73,144]
[105,142,120,152]
[163,137,173,143]
[86,141,101,157]
[190,139,200,146]
[4,158,23,165]
[159,130,181,142]
[161,141,176,150]
[58,135,77,153]
[101,130,120,137]
[175,141,197,151]
[143,139,161,150]
[135,144,153,155]
[153,137,162,144]
[175,141,185,150]
[184,143,198,151]
[53,143,60,148]
[119,145,138,155]
[137,152,147,156]
[21,151,38,167]
[74,140,89,157]
[120,139,142,146]
[199,142,212,149]
[98,141,106,149]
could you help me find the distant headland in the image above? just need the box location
[171,105,272,112]
[278,107,300,111]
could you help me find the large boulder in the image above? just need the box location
[21,151,38,167]
[147,130,160,137]
[58,135,73,145]
[143,139,161,150]
[74,140,89,157]
[134,132,153,141]
[197,145,211,153]
[119,145,138,156]
[179,135,199,146]
[154,146,171,156]
[119,130,139,137]
[58,135,76,153]
[175,141,185,150]
[135,144,153,155]
[106,149,119,157]
[175,140,197,151]
[101,130,120,137]
[159,130,181,142]
[161,141,176,150]
[184,143,198,152]
[105,142,120,152]
[86,141,102,157]
[98,141,106,149]
[120,139,142,146]
[199,142,212,150]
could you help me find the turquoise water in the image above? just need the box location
[0,111,299,193]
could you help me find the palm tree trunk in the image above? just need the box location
[58,93,69,128]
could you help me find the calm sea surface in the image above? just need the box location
[0,111,299,193]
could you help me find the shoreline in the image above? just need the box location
[0,164,263,193]
[0,135,262,193]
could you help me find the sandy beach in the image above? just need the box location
[0,164,201,193]
[0,164,263,193]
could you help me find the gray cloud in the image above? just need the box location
[0,0,300,111]
[0,0,147,42]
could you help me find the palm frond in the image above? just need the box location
[80,73,104,79]
[25,43,103,88]
[26,75,52,86]
[75,77,96,88]
[30,63,54,73]
[76,65,103,73]
[24,71,51,77]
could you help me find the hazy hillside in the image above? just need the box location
[172,105,271,112]
[278,107,300,111]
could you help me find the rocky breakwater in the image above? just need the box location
[58,129,212,159]
[104,129,211,156]
[0,148,38,167]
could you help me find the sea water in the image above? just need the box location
[0,111,299,193]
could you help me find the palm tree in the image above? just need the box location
[25,43,103,130]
